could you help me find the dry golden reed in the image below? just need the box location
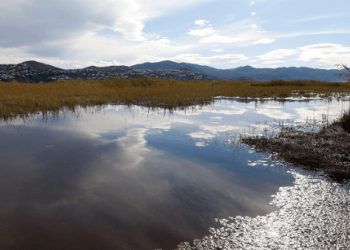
[1,78,350,119]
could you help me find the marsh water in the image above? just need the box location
[0,98,349,250]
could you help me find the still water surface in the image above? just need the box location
[0,98,349,249]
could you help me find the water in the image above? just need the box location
[181,171,350,250]
[0,98,349,250]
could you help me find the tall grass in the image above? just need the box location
[1,78,350,120]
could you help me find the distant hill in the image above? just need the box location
[83,65,132,73]
[1,60,347,83]
[131,60,206,73]
[131,61,347,82]
[0,61,222,83]
[228,77,256,82]
[83,63,222,81]
[20,61,63,71]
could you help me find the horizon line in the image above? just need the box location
[4,60,342,71]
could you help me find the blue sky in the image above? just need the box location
[0,0,349,69]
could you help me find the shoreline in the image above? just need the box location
[241,109,350,184]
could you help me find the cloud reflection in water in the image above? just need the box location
[0,98,349,249]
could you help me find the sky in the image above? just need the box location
[0,0,349,70]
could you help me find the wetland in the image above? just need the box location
[1,93,350,249]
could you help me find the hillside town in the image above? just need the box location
[0,61,220,83]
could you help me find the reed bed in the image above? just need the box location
[1,78,350,120]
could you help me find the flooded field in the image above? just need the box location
[0,97,349,250]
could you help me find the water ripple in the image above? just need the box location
[174,171,350,250]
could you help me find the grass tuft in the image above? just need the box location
[241,109,350,184]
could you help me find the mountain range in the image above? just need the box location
[0,60,347,83]
[131,60,347,82]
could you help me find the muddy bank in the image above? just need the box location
[241,110,350,184]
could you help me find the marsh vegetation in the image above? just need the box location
[1,78,350,121]
[1,75,350,249]
[240,108,350,184]
[1,93,349,249]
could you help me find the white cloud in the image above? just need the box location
[169,53,248,65]
[187,27,216,37]
[0,46,33,64]
[0,0,215,68]
[188,132,215,139]
[255,44,350,68]
[140,0,215,16]
[0,0,150,44]
[195,141,209,147]
[194,20,210,27]
[199,34,244,44]
[39,33,195,68]
[0,46,83,67]
[288,14,341,23]
[256,109,293,119]
[262,60,284,64]
[94,60,123,67]
[296,43,350,66]
[294,103,346,122]
[188,20,272,46]
[198,31,265,44]
[199,125,244,134]
[208,109,247,115]
[0,0,348,70]
[211,49,223,52]
[57,104,196,138]
[174,105,247,116]
[252,38,275,44]
[265,65,281,68]
[257,49,297,60]
[276,29,350,39]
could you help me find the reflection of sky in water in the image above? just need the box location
[0,98,349,249]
